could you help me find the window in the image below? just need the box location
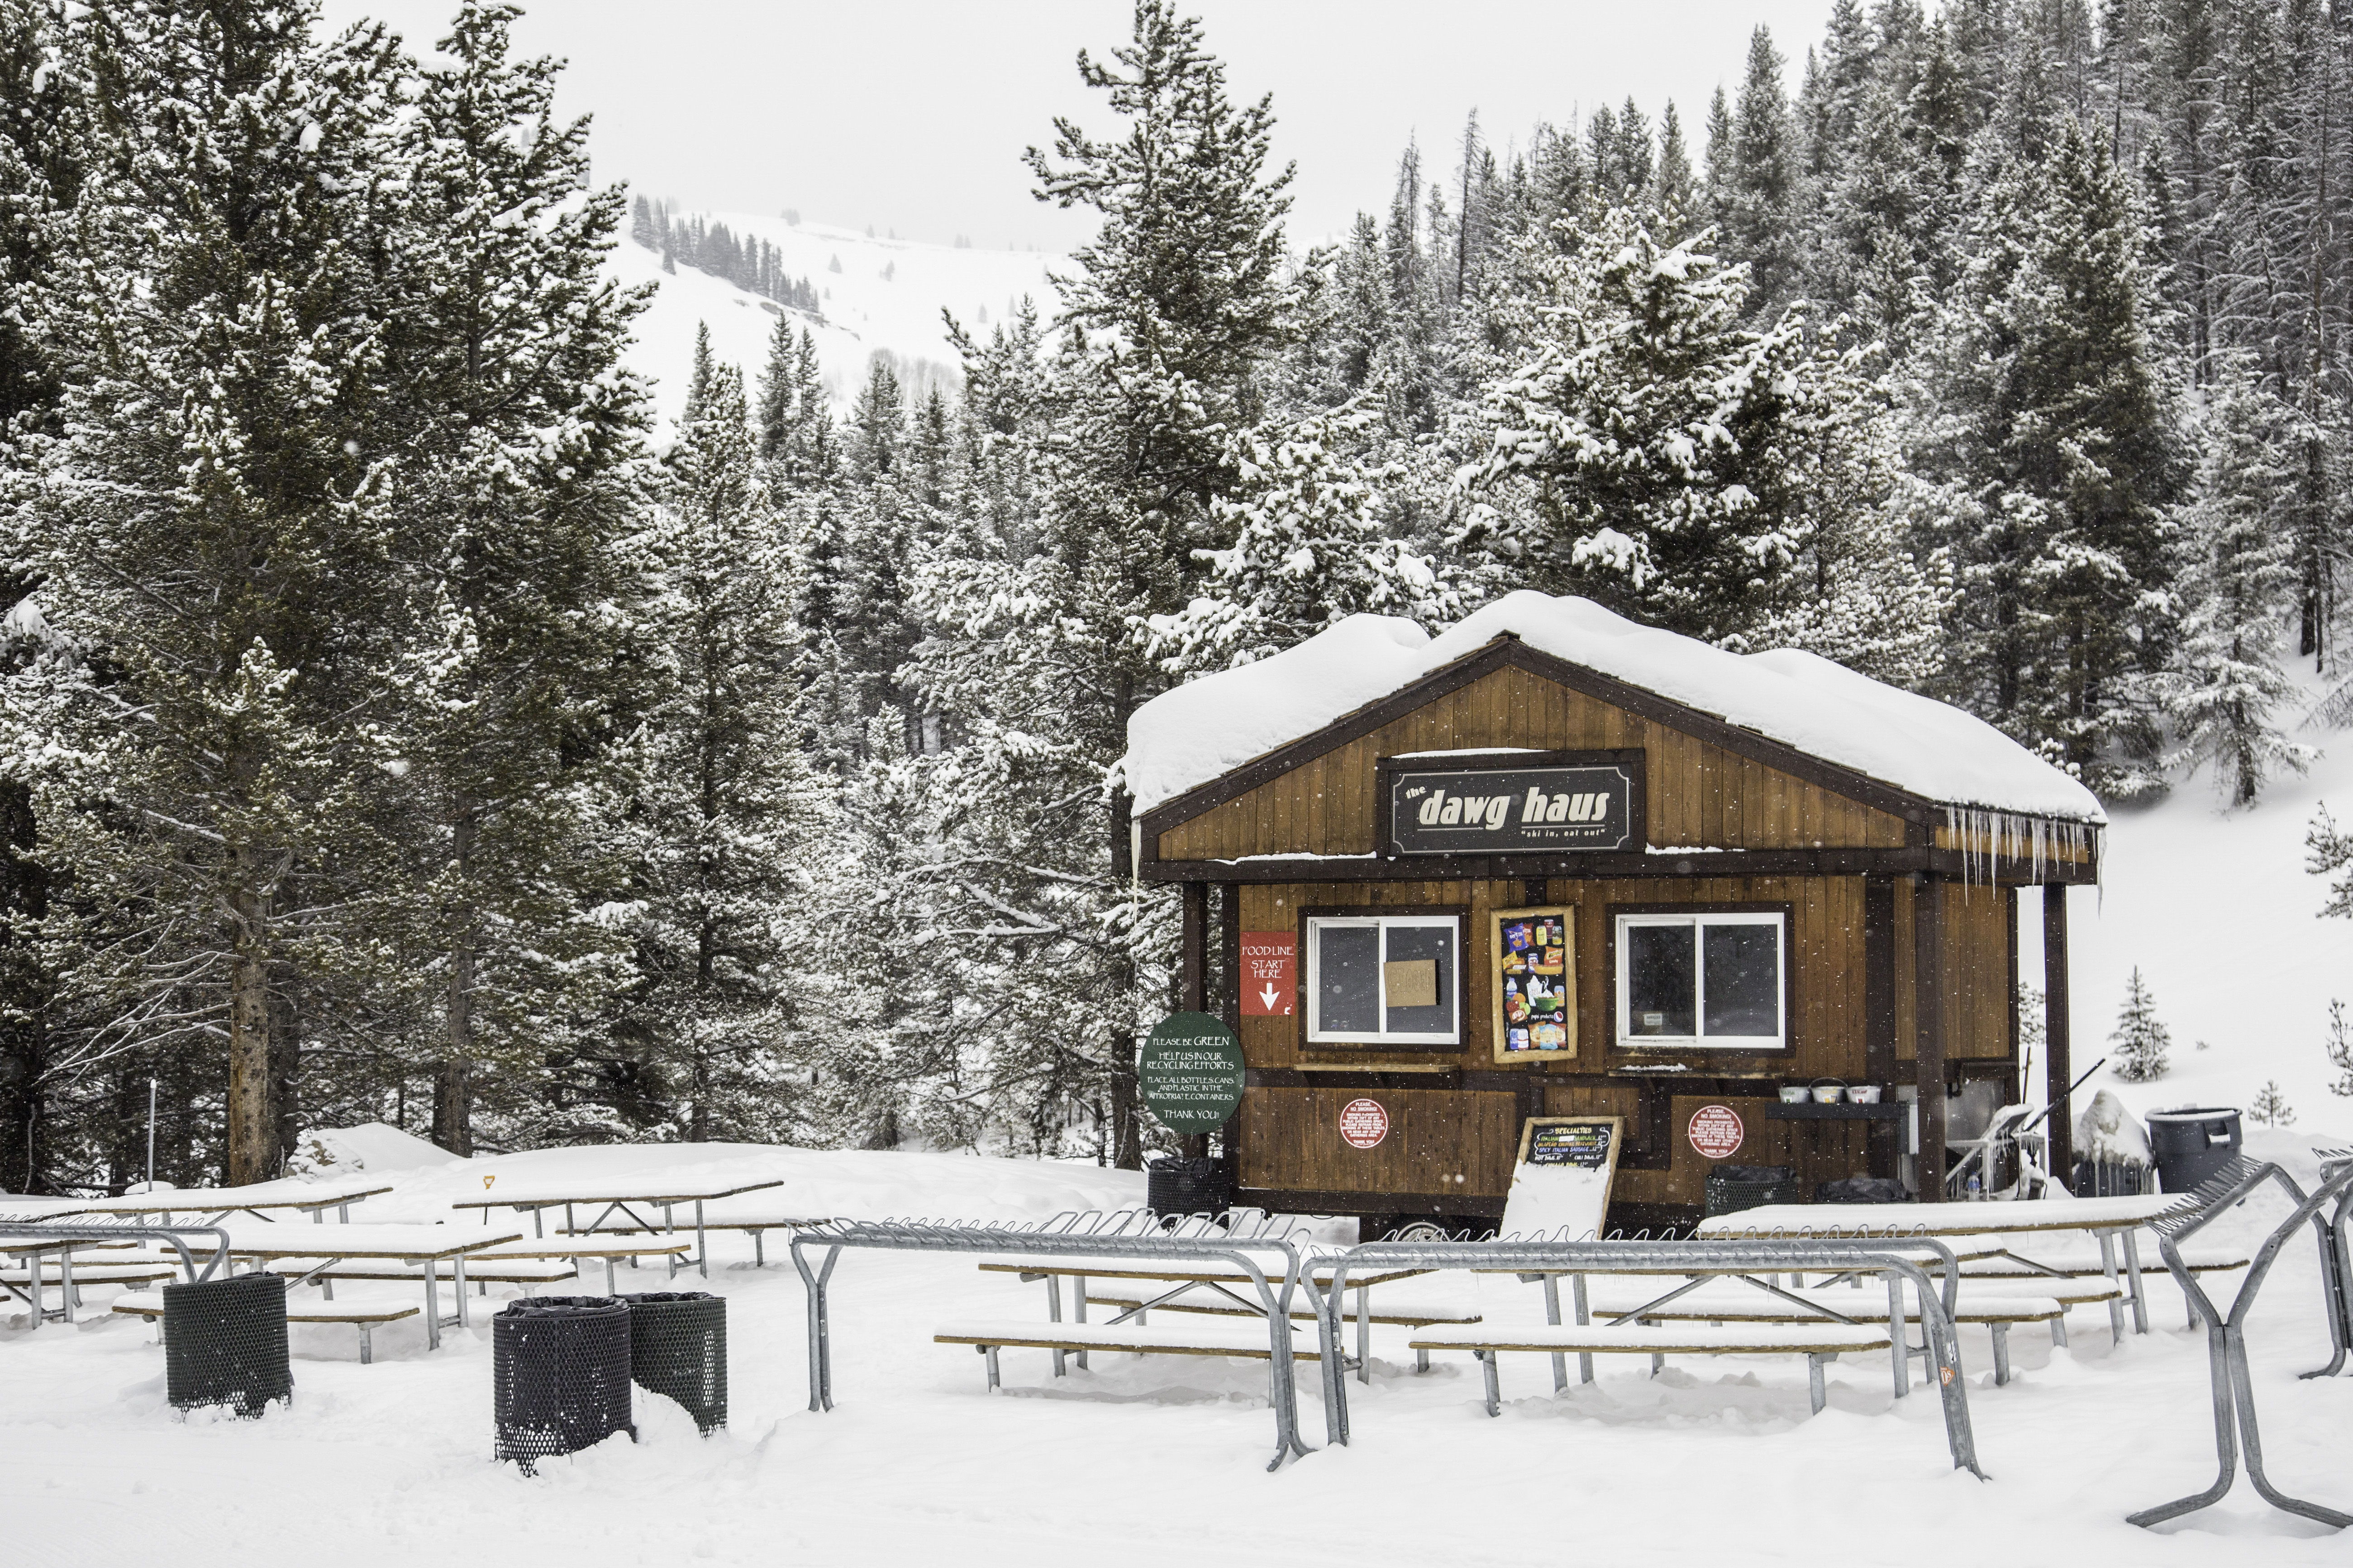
[1306,914,1461,1046]
[1615,911,1786,1050]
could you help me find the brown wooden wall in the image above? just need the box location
[1236,1088,1519,1201]
[1893,880,2014,1063]
[1157,665,1911,862]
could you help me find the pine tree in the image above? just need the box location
[2324,998,2353,1097]
[2164,372,2317,804]
[628,351,829,1142]
[11,4,413,1183]
[2110,966,2172,1081]
[2248,1078,2295,1128]
[386,0,654,1153]
[1730,27,1802,316]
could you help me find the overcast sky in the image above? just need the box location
[317,0,1842,251]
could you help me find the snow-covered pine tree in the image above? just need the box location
[11,4,414,1183]
[2110,967,2172,1082]
[2164,372,2317,805]
[629,348,830,1143]
[386,0,654,1153]
[905,1,1300,1166]
[2247,1079,2294,1128]
[1729,27,1802,318]
[1463,209,1911,653]
[2313,805,2353,920]
[2325,999,2352,1098]
[1145,400,1469,676]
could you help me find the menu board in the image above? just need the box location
[1499,1116,1622,1240]
[1490,905,1576,1064]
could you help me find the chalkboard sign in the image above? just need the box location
[1524,1118,1616,1170]
[1490,905,1576,1063]
[1498,1116,1623,1240]
[1139,1012,1246,1134]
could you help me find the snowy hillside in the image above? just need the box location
[610,209,1064,433]
[2043,673,2351,1144]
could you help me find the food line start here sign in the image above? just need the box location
[1240,931,1295,1017]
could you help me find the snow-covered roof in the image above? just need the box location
[1121,592,2106,824]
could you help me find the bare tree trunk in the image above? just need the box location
[1110,1030,1141,1169]
[225,884,275,1185]
[269,964,300,1170]
[435,807,477,1156]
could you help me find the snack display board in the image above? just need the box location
[1497,1116,1621,1240]
[1490,905,1575,1064]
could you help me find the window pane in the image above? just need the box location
[1625,924,1696,1036]
[1315,924,1381,1035]
[1703,922,1781,1037]
[1383,923,1455,1036]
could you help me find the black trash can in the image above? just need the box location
[1146,1155,1232,1217]
[1704,1164,1796,1219]
[618,1292,726,1434]
[163,1271,292,1418]
[493,1296,634,1471]
[2147,1107,2243,1195]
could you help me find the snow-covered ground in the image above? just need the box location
[8,1131,2353,1564]
[610,211,1064,432]
[2045,670,2351,1143]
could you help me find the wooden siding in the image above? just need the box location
[1236,1087,1520,1199]
[1157,665,1912,862]
[1893,879,2013,1062]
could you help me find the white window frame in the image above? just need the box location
[1305,914,1462,1046]
[1614,911,1788,1050]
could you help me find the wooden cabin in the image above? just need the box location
[1117,594,2105,1235]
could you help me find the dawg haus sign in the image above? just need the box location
[1382,749,1643,857]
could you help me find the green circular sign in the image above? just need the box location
[1139,1012,1245,1133]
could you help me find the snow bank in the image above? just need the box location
[289,1121,455,1178]
[1121,593,2105,822]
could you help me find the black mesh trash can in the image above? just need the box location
[1147,1156,1232,1217]
[1705,1164,1797,1219]
[163,1271,291,1418]
[2148,1107,2243,1194]
[618,1292,727,1434]
[494,1296,634,1471]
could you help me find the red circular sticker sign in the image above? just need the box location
[1687,1104,1746,1160]
[1338,1098,1390,1150]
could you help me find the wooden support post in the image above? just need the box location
[1217,884,1241,1185]
[1913,873,1948,1201]
[1180,882,1209,1159]
[2044,885,2073,1181]
[1862,876,1898,1181]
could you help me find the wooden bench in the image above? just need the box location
[1581,1281,2074,1384]
[113,1289,421,1364]
[2,1261,181,1288]
[1410,1321,1892,1415]
[935,1316,1321,1391]
[1086,1279,1480,1373]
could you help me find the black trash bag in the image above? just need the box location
[1815,1175,1909,1204]
[493,1296,634,1471]
[164,1271,292,1418]
[617,1291,727,1434]
[1146,1155,1233,1218]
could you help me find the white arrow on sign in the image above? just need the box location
[1258,983,1281,1012]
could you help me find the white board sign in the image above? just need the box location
[1498,1117,1622,1240]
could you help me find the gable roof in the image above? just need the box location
[1120,592,2106,827]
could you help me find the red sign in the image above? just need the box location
[1687,1104,1746,1160]
[1240,931,1296,1017]
[1338,1098,1390,1150]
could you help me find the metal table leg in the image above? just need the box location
[453,1254,472,1329]
[1572,1273,1594,1385]
[1543,1275,1567,1392]
[1045,1273,1066,1378]
[423,1264,442,1351]
[2120,1228,2151,1335]
[2096,1232,2127,1344]
[1073,1273,1088,1370]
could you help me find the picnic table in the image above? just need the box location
[975,1251,1436,1379]
[205,1221,523,1349]
[453,1169,787,1277]
[1695,1193,2180,1340]
[53,1175,393,1226]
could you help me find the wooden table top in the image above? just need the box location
[53,1179,392,1216]
[455,1178,783,1210]
[977,1256,1427,1289]
[213,1223,524,1262]
[1694,1194,2177,1240]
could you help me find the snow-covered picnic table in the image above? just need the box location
[452,1162,789,1277]
[1695,1194,2183,1340]
[208,1221,524,1349]
[51,1175,393,1225]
